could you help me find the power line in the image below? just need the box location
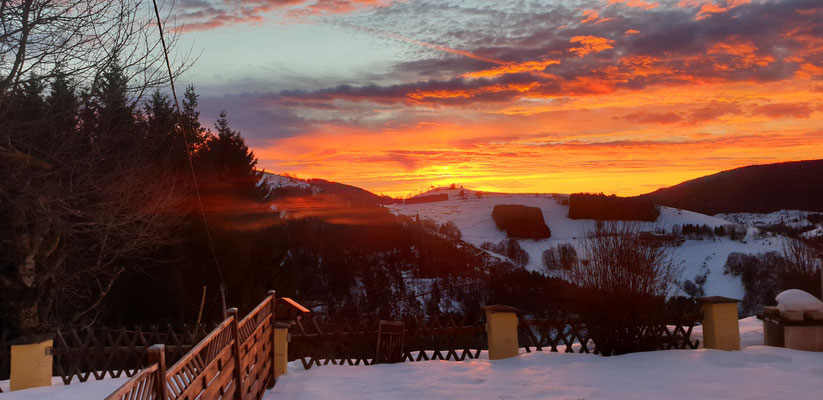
[150,0,229,318]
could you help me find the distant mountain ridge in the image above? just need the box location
[638,159,823,215]
[262,172,395,204]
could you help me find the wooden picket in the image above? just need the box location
[105,292,276,400]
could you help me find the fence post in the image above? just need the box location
[698,296,740,351]
[273,322,291,378]
[9,335,53,391]
[482,305,519,360]
[268,290,277,387]
[228,308,244,400]
[146,344,168,399]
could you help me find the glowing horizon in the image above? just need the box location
[175,0,823,198]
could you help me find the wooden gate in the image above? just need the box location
[105,291,276,400]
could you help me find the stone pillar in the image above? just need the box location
[10,335,53,391]
[274,322,291,378]
[698,296,740,351]
[482,305,519,360]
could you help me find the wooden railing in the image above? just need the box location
[104,345,167,400]
[105,291,276,400]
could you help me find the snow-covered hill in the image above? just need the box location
[387,187,789,300]
[262,172,312,190]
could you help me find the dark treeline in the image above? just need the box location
[639,160,823,215]
[404,193,449,204]
[104,207,510,325]
[0,55,272,335]
[491,204,552,239]
[568,193,660,221]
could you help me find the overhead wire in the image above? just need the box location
[150,0,229,319]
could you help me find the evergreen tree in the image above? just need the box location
[46,70,79,135]
[199,111,269,202]
[181,84,206,145]
[96,60,134,135]
[143,89,179,163]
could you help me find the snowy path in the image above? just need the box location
[266,318,823,400]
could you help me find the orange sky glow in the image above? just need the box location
[180,0,823,198]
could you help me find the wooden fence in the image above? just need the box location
[289,311,702,367]
[288,314,487,369]
[0,324,210,389]
[105,291,276,400]
[52,324,210,385]
[517,313,701,354]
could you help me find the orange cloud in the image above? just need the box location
[609,0,659,9]
[707,40,775,69]
[568,36,616,57]
[581,10,600,24]
[462,59,560,79]
[581,10,614,24]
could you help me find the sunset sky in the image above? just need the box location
[172,0,823,197]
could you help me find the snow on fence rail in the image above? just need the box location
[105,292,277,400]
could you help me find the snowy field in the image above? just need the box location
[267,318,823,400]
[387,188,789,300]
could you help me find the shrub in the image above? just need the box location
[722,241,820,316]
[491,204,551,239]
[564,222,682,356]
[481,239,530,268]
[723,251,784,314]
[439,221,462,241]
[542,243,578,272]
[568,193,660,221]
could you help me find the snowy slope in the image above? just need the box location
[387,188,786,299]
[261,172,312,189]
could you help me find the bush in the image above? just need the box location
[723,251,784,314]
[438,221,462,241]
[568,193,660,221]
[542,243,578,272]
[491,204,551,239]
[564,222,682,356]
[481,239,530,268]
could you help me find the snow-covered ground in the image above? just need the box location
[0,376,128,399]
[387,188,787,299]
[266,317,822,400]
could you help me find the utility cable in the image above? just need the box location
[150,0,229,319]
